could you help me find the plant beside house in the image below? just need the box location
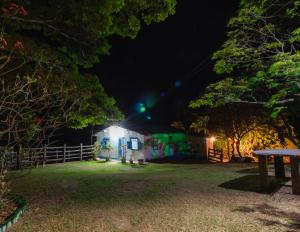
[92,142,101,160]
[101,142,113,162]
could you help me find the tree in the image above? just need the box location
[190,104,283,159]
[4,0,176,68]
[0,0,177,210]
[190,0,300,147]
[0,0,177,141]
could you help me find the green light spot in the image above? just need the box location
[140,106,146,113]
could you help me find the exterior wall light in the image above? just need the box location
[109,126,125,141]
[210,137,216,142]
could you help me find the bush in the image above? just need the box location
[0,169,10,211]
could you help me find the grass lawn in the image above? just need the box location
[8,161,300,232]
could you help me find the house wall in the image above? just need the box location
[125,130,145,161]
[144,133,207,161]
[95,127,144,160]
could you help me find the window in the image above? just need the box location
[101,137,110,149]
[131,138,139,150]
[152,139,159,150]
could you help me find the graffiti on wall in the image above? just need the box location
[144,133,191,160]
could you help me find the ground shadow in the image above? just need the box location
[96,160,108,164]
[219,175,285,194]
[129,163,147,169]
[236,167,259,174]
[233,203,300,231]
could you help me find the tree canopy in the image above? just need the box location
[190,0,300,146]
[0,0,177,151]
[0,0,176,133]
[5,0,176,68]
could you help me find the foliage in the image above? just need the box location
[190,116,209,134]
[171,121,186,131]
[190,0,300,147]
[0,0,176,209]
[0,164,9,209]
[3,0,176,68]
[240,128,288,156]
[0,0,178,146]
[190,104,286,158]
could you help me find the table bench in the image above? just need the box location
[253,149,300,195]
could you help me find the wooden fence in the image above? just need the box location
[208,148,224,163]
[5,144,94,169]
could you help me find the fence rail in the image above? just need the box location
[208,148,224,163]
[5,144,94,169]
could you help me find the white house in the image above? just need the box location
[94,125,211,162]
[95,125,145,161]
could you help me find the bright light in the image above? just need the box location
[140,106,146,113]
[210,137,216,142]
[109,126,125,140]
[135,102,147,113]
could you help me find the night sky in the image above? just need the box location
[93,1,238,126]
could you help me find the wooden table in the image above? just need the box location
[253,149,300,195]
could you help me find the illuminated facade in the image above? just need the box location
[95,126,208,161]
[95,126,144,161]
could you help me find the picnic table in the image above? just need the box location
[253,149,300,195]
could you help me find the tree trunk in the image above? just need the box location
[236,139,242,158]
[230,139,235,160]
[287,134,300,148]
[227,139,230,160]
[281,115,300,148]
[90,126,94,145]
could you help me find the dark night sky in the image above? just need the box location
[93,1,238,126]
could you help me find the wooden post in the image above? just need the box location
[258,155,269,192]
[17,145,22,170]
[220,149,224,163]
[63,144,66,163]
[80,143,83,161]
[274,156,285,179]
[290,157,300,195]
[43,145,46,167]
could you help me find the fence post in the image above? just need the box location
[80,143,83,161]
[17,145,22,170]
[63,144,66,163]
[43,146,46,167]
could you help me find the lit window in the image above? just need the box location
[101,138,110,149]
[131,138,139,150]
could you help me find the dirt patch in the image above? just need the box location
[59,180,79,192]
[118,180,150,194]
[113,215,132,231]
[0,200,17,224]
